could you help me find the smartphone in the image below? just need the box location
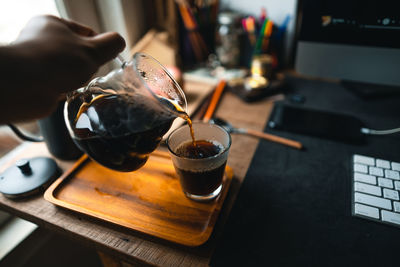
[268,103,366,144]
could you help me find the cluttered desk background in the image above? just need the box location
[0,0,400,266]
[143,0,400,266]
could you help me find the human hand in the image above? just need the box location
[14,15,126,93]
[0,15,125,123]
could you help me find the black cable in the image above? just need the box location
[7,124,44,142]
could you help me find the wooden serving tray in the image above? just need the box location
[44,150,233,247]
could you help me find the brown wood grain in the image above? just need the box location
[44,151,233,247]
[0,92,278,266]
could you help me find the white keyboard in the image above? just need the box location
[352,154,400,227]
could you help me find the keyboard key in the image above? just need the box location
[394,181,400,191]
[383,188,399,200]
[354,182,381,196]
[381,210,400,225]
[376,159,391,169]
[354,173,376,185]
[392,162,400,171]
[352,155,400,228]
[354,164,368,173]
[378,177,393,189]
[354,203,379,219]
[354,192,391,210]
[385,169,400,180]
[369,166,384,177]
[393,202,400,213]
[354,155,375,166]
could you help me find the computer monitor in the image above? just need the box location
[295,0,400,87]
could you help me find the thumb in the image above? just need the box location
[89,32,126,65]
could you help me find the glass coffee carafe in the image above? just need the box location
[64,53,187,172]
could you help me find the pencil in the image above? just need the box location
[202,80,227,122]
[261,20,274,51]
[179,4,207,61]
[246,17,256,45]
[245,129,303,150]
[253,18,268,56]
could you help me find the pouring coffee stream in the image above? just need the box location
[115,53,197,147]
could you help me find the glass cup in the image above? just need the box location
[167,122,231,201]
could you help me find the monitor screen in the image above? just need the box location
[295,0,400,87]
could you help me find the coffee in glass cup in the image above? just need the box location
[167,122,231,201]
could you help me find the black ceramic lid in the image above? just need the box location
[0,157,60,198]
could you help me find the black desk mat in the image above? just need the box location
[211,76,400,267]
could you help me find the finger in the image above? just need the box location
[88,32,126,65]
[59,17,97,36]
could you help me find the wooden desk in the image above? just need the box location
[0,92,277,266]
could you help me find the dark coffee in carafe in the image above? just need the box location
[68,93,175,171]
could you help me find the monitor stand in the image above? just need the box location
[341,80,400,99]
